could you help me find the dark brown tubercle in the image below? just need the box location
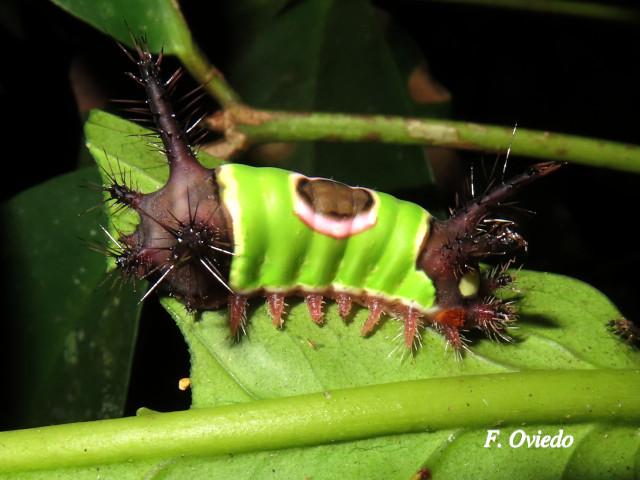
[418,162,564,348]
[106,39,234,310]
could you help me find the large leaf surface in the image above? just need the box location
[50,0,191,53]
[167,270,640,409]
[0,167,141,428]
[69,111,640,479]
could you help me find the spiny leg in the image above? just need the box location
[469,298,516,342]
[432,308,466,350]
[267,293,286,328]
[336,293,353,321]
[305,294,325,325]
[403,307,424,349]
[229,294,248,338]
[361,299,384,336]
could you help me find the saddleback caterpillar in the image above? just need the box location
[98,40,562,352]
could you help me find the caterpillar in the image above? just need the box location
[100,40,562,351]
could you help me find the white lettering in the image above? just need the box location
[484,430,501,448]
[509,430,526,448]
[502,429,574,449]
[550,429,563,448]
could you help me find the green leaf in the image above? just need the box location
[49,0,191,54]
[49,0,241,107]
[0,167,141,427]
[167,271,640,408]
[227,0,437,190]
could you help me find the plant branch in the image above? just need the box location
[176,44,242,108]
[1,369,638,473]
[175,31,640,173]
[423,0,640,23]
[207,108,640,173]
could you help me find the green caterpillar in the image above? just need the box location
[102,41,561,351]
[219,163,434,343]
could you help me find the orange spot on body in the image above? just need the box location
[434,308,466,328]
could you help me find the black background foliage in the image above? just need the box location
[1,0,639,425]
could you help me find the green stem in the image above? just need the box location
[424,0,640,23]
[227,109,640,173]
[179,54,241,108]
[1,370,638,473]
[177,44,242,108]
[168,5,241,109]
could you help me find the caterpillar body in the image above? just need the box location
[103,41,561,351]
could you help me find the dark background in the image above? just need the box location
[1,0,639,419]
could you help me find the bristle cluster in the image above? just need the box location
[469,297,517,341]
[96,159,143,214]
[608,318,640,347]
